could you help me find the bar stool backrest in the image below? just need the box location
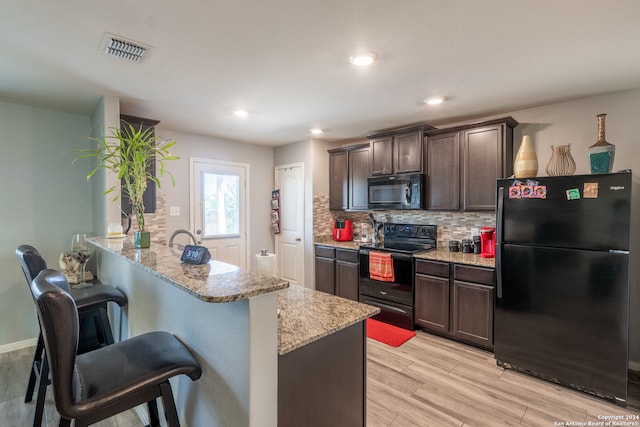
[30,269,80,418]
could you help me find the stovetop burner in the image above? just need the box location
[360,242,435,254]
[360,223,437,255]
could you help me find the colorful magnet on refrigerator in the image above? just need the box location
[583,183,599,198]
[509,186,521,199]
[533,185,547,199]
[521,185,533,198]
[566,188,581,200]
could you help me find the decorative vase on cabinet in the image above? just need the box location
[513,135,538,178]
[546,144,576,176]
[588,113,615,174]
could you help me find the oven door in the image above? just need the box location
[359,249,415,330]
[358,250,414,305]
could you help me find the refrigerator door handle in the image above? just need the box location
[496,186,504,244]
[496,186,504,299]
[496,243,502,299]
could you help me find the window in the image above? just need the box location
[202,172,240,237]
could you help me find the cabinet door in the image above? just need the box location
[370,136,393,176]
[462,125,503,211]
[329,151,348,210]
[426,132,460,210]
[315,256,336,294]
[415,274,450,333]
[336,261,359,301]
[394,130,423,174]
[348,147,370,210]
[452,280,494,350]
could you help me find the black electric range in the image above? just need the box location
[359,223,437,330]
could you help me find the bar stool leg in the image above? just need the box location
[96,305,115,345]
[33,353,49,427]
[25,332,45,403]
[147,398,160,427]
[160,381,181,427]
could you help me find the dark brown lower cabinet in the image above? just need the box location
[278,321,366,427]
[451,280,494,349]
[315,245,359,302]
[415,273,450,334]
[315,245,336,294]
[414,259,495,350]
[336,249,359,301]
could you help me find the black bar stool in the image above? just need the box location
[16,244,128,427]
[31,269,202,427]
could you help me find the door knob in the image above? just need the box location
[295,238,301,242]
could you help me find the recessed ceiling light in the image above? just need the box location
[233,109,249,117]
[349,52,377,66]
[425,97,445,105]
[310,128,323,135]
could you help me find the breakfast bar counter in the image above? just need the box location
[88,237,377,427]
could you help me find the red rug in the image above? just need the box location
[366,318,416,347]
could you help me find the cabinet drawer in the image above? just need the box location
[415,259,450,277]
[315,245,335,258]
[453,264,494,286]
[336,248,358,263]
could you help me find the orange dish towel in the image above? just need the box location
[369,251,395,282]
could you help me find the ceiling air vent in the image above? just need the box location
[100,33,152,63]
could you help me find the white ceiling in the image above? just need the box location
[1,1,639,146]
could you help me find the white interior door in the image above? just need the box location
[191,158,249,268]
[275,164,304,286]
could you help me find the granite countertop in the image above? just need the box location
[414,248,495,268]
[315,238,495,268]
[88,237,289,303]
[314,236,362,250]
[277,284,379,355]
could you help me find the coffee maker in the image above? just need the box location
[479,227,496,258]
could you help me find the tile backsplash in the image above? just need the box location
[313,196,495,248]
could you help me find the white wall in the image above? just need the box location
[0,100,93,346]
[159,129,275,265]
[274,140,315,287]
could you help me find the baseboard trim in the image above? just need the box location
[0,337,37,354]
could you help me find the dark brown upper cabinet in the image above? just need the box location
[329,150,348,210]
[328,143,370,211]
[462,120,516,210]
[369,125,432,176]
[424,117,517,211]
[425,131,461,210]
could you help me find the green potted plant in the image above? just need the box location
[77,122,179,248]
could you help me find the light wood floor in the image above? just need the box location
[367,330,640,426]
[2,331,639,426]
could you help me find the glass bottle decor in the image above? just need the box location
[545,144,576,176]
[514,135,538,178]
[588,113,615,174]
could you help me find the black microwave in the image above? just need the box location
[367,173,425,210]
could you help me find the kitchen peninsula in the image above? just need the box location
[88,237,377,427]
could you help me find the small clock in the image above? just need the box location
[180,245,211,264]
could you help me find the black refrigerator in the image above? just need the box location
[495,171,632,404]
